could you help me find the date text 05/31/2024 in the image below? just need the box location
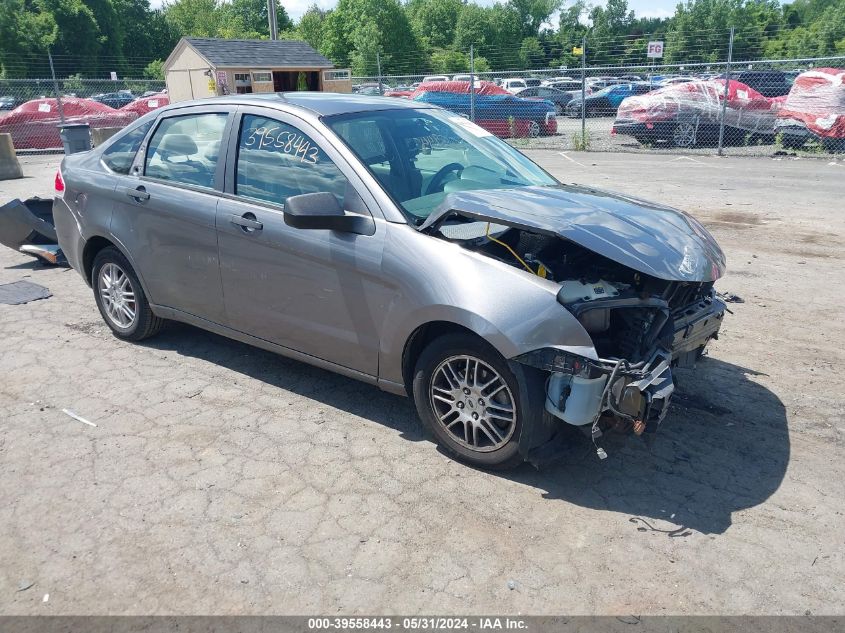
[307,618,529,630]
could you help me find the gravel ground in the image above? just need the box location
[0,152,843,615]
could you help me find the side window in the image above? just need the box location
[235,114,348,207]
[144,112,227,189]
[101,121,153,174]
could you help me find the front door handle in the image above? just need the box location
[125,186,150,202]
[230,213,263,231]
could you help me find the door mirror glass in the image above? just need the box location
[283,192,374,235]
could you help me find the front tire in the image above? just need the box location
[92,246,164,341]
[412,334,524,470]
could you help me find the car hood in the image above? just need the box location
[418,185,725,282]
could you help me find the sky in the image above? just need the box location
[148,0,677,25]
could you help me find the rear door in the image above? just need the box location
[113,105,234,323]
[215,107,387,376]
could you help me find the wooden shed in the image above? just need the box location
[164,37,352,102]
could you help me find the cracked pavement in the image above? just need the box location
[1,152,843,614]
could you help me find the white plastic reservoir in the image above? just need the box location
[545,372,608,426]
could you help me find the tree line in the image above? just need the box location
[0,0,843,79]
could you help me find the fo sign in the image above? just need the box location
[647,41,664,58]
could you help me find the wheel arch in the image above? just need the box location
[401,321,481,395]
[82,234,153,302]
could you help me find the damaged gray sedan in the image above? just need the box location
[53,93,726,469]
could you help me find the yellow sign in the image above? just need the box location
[208,79,216,92]
[572,46,583,55]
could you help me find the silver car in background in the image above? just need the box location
[54,93,726,469]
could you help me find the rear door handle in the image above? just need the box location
[125,186,150,202]
[230,213,263,231]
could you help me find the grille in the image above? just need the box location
[666,281,713,313]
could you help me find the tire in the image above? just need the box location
[527,120,541,138]
[92,246,165,341]
[780,136,805,150]
[672,120,697,148]
[412,333,525,470]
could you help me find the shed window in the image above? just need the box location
[252,71,272,83]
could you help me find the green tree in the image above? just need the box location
[222,0,294,38]
[0,0,57,77]
[37,0,103,73]
[143,58,165,79]
[319,0,424,74]
[510,0,563,36]
[163,0,224,38]
[430,49,470,72]
[518,35,545,67]
[296,4,327,51]
[406,0,464,49]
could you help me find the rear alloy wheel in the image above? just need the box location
[98,262,136,329]
[412,334,524,469]
[527,120,541,138]
[672,120,697,148]
[92,246,165,341]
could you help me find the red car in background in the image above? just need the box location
[121,92,170,116]
[0,98,138,150]
[612,79,782,148]
[775,68,845,152]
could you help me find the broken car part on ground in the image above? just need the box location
[49,92,726,469]
[0,197,67,265]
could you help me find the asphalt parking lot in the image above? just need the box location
[1,151,844,615]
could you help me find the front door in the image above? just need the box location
[215,109,386,376]
[112,107,232,323]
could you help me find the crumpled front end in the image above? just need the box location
[515,282,725,448]
[422,186,728,462]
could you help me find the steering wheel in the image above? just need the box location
[425,162,464,195]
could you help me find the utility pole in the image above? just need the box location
[717,27,735,156]
[376,52,383,95]
[267,0,278,40]
[47,50,65,125]
[580,35,586,145]
[469,44,475,122]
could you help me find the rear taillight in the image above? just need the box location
[55,170,64,193]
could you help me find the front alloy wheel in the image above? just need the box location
[430,355,517,452]
[412,333,525,469]
[527,121,541,138]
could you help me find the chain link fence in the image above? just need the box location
[0,77,165,151]
[348,29,845,156]
[2,30,843,156]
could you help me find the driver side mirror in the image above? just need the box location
[283,192,375,236]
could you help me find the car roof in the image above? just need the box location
[163,92,430,117]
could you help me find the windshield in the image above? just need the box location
[325,108,558,223]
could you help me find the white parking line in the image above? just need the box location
[557,151,589,168]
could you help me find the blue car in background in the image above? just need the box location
[412,89,557,137]
[566,82,655,117]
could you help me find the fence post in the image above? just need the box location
[469,44,475,122]
[376,52,383,96]
[580,36,587,148]
[47,50,66,126]
[717,27,734,156]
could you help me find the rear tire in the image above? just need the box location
[92,246,164,341]
[412,333,525,470]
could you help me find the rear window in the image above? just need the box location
[101,121,153,174]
